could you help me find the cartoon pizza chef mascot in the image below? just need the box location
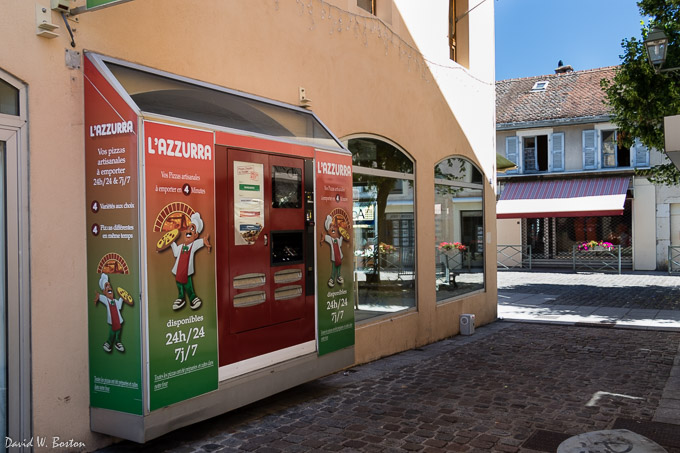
[93,273,127,353]
[171,212,211,310]
[321,214,345,288]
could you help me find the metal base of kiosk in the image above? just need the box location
[91,346,355,443]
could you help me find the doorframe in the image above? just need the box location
[0,67,32,450]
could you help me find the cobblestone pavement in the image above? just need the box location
[100,322,680,453]
[498,270,680,310]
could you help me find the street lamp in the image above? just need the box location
[645,27,680,171]
[644,26,668,72]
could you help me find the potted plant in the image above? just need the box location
[438,241,467,253]
[577,240,614,251]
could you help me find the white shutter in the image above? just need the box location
[550,132,565,171]
[633,138,650,167]
[505,136,520,174]
[582,130,598,169]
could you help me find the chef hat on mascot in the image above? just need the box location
[325,215,333,231]
[191,212,204,234]
[99,273,109,290]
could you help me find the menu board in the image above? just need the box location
[233,161,264,245]
[315,151,355,355]
[84,56,143,415]
[143,121,218,411]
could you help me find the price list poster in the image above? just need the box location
[84,57,143,414]
[143,121,218,411]
[315,151,355,355]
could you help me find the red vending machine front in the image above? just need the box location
[216,146,314,366]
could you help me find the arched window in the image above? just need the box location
[434,157,485,301]
[348,137,415,322]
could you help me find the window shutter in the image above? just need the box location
[505,136,520,174]
[582,130,598,169]
[633,138,650,167]
[550,132,565,171]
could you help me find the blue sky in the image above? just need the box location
[495,0,647,80]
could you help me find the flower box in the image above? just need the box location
[577,240,614,252]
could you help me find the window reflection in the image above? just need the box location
[434,157,485,301]
[349,138,415,322]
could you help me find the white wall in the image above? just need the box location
[395,0,496,187]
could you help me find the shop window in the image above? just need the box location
[0,68,30,447]
[434,157,485,302]
[349,137,415,322]
[522,200,633,263]
[357,0,375,14]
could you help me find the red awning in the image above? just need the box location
[497,177,630,219]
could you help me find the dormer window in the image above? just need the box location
[531,81,549,92]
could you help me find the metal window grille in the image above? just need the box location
[520,200,632,268]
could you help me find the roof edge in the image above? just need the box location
[496,66,619,84]
[497,115,613,131]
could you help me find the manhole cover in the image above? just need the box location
[557,429,667,453]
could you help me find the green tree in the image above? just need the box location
[601,0,680,185]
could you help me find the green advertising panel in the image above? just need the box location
[85,57,143,414]
[315,151,355,355]
[86,0,130,9]
[144,121,218,411]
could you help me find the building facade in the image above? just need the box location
[1,0,495,449]
[496,65,677,271]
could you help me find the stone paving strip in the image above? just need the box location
[497,270,680,310]
[498,271,680,330]
[100,322,680,453]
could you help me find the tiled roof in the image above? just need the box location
[496,66,617,126]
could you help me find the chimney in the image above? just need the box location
[555,60,573,74]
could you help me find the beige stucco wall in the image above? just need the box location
[632,179,657,270]
[2,0,495,449]
[496,218,522,268]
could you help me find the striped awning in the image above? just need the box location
[497,177,630,219]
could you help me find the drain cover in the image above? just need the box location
[523,430,572,452]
